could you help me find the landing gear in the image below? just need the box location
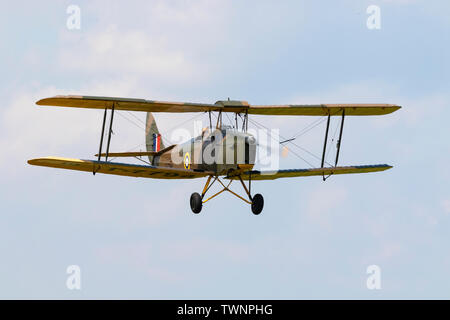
[191,175,264,215]
[190,192,202,214]
[251,193,264,215]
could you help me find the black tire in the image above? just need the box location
[251,193,264,215]
[190,192,202,214]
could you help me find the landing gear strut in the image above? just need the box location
[189,175,264,215]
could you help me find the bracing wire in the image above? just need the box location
[291,116,328,139]
[224,112,234,128]
[125,111,147,127]
[290,108,346,140]
[116,111,145,131]
[157,112,206,145]
[249,117,333,168]
[248,118,317,168]
[325,118,340,161]
[109,111,203,162]
[110,108,337,168]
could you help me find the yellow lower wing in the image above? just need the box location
[28,157,212,179]
[228,164,392,180]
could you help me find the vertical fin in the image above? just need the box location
[145,112,165,163]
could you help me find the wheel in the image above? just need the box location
[190,192,202,214]
[251,193,264,215]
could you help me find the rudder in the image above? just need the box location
[145,113,165,162]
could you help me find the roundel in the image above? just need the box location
[184,152,191,170]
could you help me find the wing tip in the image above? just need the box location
[36,97,57,106]
[36,95,80,106]
[28,156,76,165]
[36,98,47,105]
[359,164,393,171]
[391,104,402,113]
[377,105,401,115]
[27,157,52,165]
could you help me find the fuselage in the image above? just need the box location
[154,127,256,176]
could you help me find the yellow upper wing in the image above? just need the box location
[37,95,401,116]
[28,157,212,179]
[247,104,401,116]
[227,164,392,180]
[37,96,218,113]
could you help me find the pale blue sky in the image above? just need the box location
[0,0,449,299]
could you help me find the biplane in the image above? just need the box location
[28,96,400,215]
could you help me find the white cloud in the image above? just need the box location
[57,0,232,84]
[305,183,348,228]
[0,78,147,178]
[0,87,95,170]
[381,0,418,4]
[442,199,450,214]
[95,243,183,283]
[287,80,449,130]
[59,26,193,79]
